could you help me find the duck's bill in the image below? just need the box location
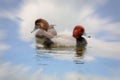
[83,33,91,38]
[31,28,36,33]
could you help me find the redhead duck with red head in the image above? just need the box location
[73,25,87,47]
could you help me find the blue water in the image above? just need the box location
[1,41,120,80]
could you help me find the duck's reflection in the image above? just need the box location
[76,46,86,57]
[35,36,87,64]
[74,36,87,64]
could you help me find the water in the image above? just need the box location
[1,40,120,80]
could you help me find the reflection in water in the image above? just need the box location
[74,36,87,64]
[74,44,87,64]
[35,46,87,65]
[74,45,87,64]
[35,36,87,65]
[35,50,52,65]
[75,45,86,57]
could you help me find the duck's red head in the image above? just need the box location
[73,25,85,38]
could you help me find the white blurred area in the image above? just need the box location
[51,33,76,47]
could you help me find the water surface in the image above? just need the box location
[0,40,120,80]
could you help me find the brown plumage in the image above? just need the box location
[73,25,85,38]
[31,18,49,33]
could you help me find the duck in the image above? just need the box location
[73,25,87,47]
[31,18,49,33]
[32,18,57,48]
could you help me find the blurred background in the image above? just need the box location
[0,0,120,80]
